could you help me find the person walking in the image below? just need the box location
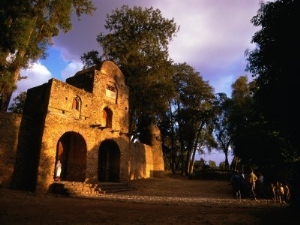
[239,170,247,197]
[249,169,258,200]
[256,172,264,198]
[230,171,242,202]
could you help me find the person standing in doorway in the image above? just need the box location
[56,160,62,181]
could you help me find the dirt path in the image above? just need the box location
[0,176,298,224]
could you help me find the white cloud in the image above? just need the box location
[18,62,52,91]
[61,61,84,81]
[10,62,52,104]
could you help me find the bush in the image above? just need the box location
[189,169,231,180]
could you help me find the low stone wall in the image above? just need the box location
[129,142,153,180]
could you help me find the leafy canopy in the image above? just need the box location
[0,0,96,111]
[246,0,300,160]
[85,5,179,136]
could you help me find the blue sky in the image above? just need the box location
[40,48,67,77]
[12,0,268,165]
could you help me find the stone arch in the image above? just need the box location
[55,132,87,182]
[98,140,120,182]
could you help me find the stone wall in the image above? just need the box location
[129,142,153,179]
[0,112,21,186]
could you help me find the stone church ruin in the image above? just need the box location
[0,61,164,194]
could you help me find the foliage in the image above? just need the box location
[208,160,217,169]
[190,169,232,180]
[80,50,102,69]
[81,5,216,176]
[245,0,300,160]
[228,75,297,182]
[219,162,226,170]
[212,92,232,169]
[244,1,300,206]
[82,5,179,139]
[226,76,285,167]
[0,0,96,111]
[8,91,26,114]
[165,63,215,175]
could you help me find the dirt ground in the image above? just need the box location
[0,174,299,225]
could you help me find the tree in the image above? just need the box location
[219,161,226,170]
[80,50,102,68]
[82,5,179,138]
[229,76,290,167]
[158,103,179,174]
[0,0,96,111]
[208,160,217,170]
[245,0,300,206]
[81,6,216,176]
[170,63,215,175]
[227,76,265,164]
[212,93,232,170]
[8,91,26,114]
[245,0,300,160]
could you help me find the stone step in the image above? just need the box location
[98,182,134,194]
[48,181,134,198]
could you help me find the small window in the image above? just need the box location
[72,96,81,110]
[103,107,113,128]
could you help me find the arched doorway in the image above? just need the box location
[98,140,120,182]
[55,132,87,182]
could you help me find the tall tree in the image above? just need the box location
[228,76,261,163]
[212,93,232,170]
[245,0,300,206]
[0,0,96,111]
[171,63,215,175]
[82,5,179,138]
[245,0,300,159]
[227,74,293,178]
[158,102,179,173]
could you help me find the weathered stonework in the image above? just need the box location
[0,112,21,187]
[0,61,164,193]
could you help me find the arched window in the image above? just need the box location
[103,107,113,128]
[72,96,81,111]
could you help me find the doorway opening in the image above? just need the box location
[98,140,120,182]
[55,132,87,182]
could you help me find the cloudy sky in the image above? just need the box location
[13,0,266,164]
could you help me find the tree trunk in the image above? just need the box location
[189,148,196,174]
[0,15,37,111]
